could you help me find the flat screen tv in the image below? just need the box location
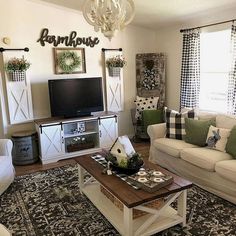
[48,77,104,118]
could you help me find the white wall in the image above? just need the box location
[0,0,157,137]
[155,26,182,110]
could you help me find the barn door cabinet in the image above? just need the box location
[35,112,118,164]
[99,116,118,148]
[37,123,64,160]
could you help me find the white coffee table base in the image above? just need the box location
[78,165,187,236]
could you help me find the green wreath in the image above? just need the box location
[57,51,81,73]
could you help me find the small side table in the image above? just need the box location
[12,131,39,165]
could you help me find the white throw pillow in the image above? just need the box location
[134,96,159,120]
[206,125,231,152]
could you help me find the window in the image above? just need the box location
[199,29,231,113]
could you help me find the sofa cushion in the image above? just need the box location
[206,126,231,152]
[165,108,195,140]
[216,114,236,129]
[0,155,12,171]
[196,110,217,120]
[226,125,236,158]
[153,138,197,158]
[215,160,236,183]
[0,156,14,196]
[185,118,216,147]
[181,148,232,171]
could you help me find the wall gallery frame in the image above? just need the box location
[53,47,86,74]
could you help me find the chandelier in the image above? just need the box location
[82,0,135,40]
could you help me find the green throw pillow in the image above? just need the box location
[185,118,216,147]
[142,109,164,132]
[226,126,236,158]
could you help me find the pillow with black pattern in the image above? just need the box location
[134,96,159,120]
[165,108,195,140]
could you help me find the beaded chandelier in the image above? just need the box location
[82,0,135,40]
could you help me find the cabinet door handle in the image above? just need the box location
[99,131,102,137]
[62,136,64,144]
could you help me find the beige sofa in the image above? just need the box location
[147,113,236,204]
[0,139,14,196]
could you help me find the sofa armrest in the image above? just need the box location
[0,139,13,157]
[147,123,166,141]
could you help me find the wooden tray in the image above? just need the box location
[127,169,173,193]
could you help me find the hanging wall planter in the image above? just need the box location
[5,57,31,82]
[8,71,26,82]
[106,55,126,77]
[108,67,121,77]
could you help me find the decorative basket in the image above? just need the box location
[109,161,143,175]
[8,71,26,82]
[67,142,94,152]
[108,67,121,77]
[100,185,163,219]
[104,151,144,175]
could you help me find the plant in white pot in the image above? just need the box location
[5,57,31,81]
[106,55,126,77]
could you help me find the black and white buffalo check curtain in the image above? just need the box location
[180,29,200,109]
[227,23,236,115]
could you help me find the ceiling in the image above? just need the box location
[40,0,236,30]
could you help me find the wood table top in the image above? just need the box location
[75,154,192,208]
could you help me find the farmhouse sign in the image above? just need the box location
[37,28,100,48]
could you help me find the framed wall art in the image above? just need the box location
[53,48,86,74]
[136,53,166,108]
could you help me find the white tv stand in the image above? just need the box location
[35,111,118,164]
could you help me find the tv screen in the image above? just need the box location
[48,77,104,118]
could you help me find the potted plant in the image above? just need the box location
[5,57,31,81]
[106,55,126,77]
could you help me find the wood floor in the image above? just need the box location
[14,141,150,176]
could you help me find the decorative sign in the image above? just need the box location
[37,28,100,48]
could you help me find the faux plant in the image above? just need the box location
[106,55,126,68]
[106,152,143,169]
[5,57,31,72]
[57,51,81,73]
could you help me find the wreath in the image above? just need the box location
[57,51,81,73]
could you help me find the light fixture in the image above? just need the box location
[82,0,135,40]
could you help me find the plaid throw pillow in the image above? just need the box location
[166,109,195,140]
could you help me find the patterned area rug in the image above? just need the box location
[0,165,235,236]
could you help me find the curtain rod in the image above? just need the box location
[180,18,236,33]
[102,48,122,52]
[0,47,29,52]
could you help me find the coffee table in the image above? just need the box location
[75,154,192,236]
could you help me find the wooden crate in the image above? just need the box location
[100,185,163,219]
